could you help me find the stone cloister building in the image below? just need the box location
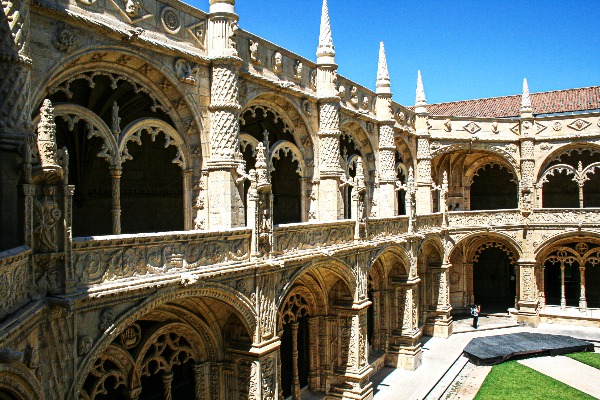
[1,0,599,398]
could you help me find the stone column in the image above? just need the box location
[516,259,540,327]
[537,263,546,307]
[307,317,319,390]
[330,300,373,400]
[206,0,244,229]
[579,266,587,311]
[291,322,300,400]
[425,263,452,338]
[375,42,397,217]
[386,281,422,371]
[560,263,566,310]
[182,169,193,230]
[414,72,432,215]
[519,79,535,217]
[162,371,174,400]
[193,362,209,400]
[316,0,343,221]
[0,0,34,250]
[109,166,122,235]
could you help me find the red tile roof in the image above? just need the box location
[420,86,600,118]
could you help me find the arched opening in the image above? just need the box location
[540,148,600,208]
[340,132,362,219]
[120,131,183,233]
[42,71,179,236]
[0,392,20,400]
[544,259,580,308]
[280,293,310,398]
[240,106,303,225]
[473,246,516,311]
[272,151,301,225]
[396,155,407,216]
[470,163,517,210]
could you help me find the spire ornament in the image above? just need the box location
[36,99,63,180]
[376,42,391,94]
[521,78,532,112]
[415,70,427,109]
[316,0,335,63]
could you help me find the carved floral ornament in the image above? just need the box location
[161,7,181,34]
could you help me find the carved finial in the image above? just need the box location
[415,70,427,108]
[407,166,414,188]
[37,100,62,177]
[521,78,532,112]
[317,0,335,62]
[355,157,365,191]
[255,142,270,192]
[376,42,391,94]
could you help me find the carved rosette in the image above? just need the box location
[0,0,33,143]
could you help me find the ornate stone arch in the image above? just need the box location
[465,156,518,185]
[370,244,413,278]
[0,363,44,400]
[340,121,376,177]
[536,143,600,183]
[32,103,118,167]
[269,140,306,176]
[457,232,523,264]
[394,133,414,169]
[133,322,206,376]
[35,48,206,162]
[535,231,600,260]
[74,284,257,395]
[118,117,190,170]
[241,94,316,167]
[430,143,520,176]
[278,285,320,328]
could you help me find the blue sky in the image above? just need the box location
[191,1,600,106]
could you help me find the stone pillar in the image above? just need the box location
[0,0,34,250]
[375,42,397,217]
[537,263,546,307]
[307,317,319,390]
[291,322,300,400]
[579,266,587,311]
[161,371,174,400]
[516,259,540,327]
[560,263,566,310]
[414,72,432,215]
[386,281,422,371]
[330,300,373,400]
[109,166,122,235]
[206,0,244,229]
[424,263,452,338]
[182,169,193,230]
[316,0,343,221]
[193,362,209,400]
[519,79,535,217]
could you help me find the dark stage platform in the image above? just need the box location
[463,332,594,366]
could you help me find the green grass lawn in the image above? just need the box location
[474,360,595,400]
[567,351,600,370]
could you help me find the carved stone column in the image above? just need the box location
[579,266,587,311]
[560,263,566,310]
[316,0,343,221]
[537,263,546,307]
[162,371,174,400]
[519,79,535,216]
[414,71,433,215]
[206,0,244,229]
[424,263,452,338]
[307,317,319,390]
[386,281,422,371]
[516,259,540,327]
[0,0,34,250]
[375,42,397,217]
[109,166,122,235]
[330,300,373,400]
[291,322,300,400]
[182,169,193,230]
[193,362,209,400]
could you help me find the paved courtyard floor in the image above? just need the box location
[371,313,600,400]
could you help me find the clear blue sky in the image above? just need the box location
[190,0,600,106]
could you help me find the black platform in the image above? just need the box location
[463,332,594,366]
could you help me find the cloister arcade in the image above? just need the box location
[1,0,600,398]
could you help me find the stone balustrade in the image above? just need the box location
[72,228,251,289]
[272,220,355,255]
[0,246,32,320]
[528,208,600,226]
[367,216,409,239]
[447,209,522,228]
[415,213,443,232]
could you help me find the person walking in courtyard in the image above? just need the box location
[471,305,481,329]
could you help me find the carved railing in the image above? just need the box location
[528,208,600,226]
[367,216,409,239]
[273,220,355,255]
[447,209,522,228]
[72,228,251,288]
[0,246,32,320]
[415,213,443,232]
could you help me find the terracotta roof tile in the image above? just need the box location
[420,86,600,118]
